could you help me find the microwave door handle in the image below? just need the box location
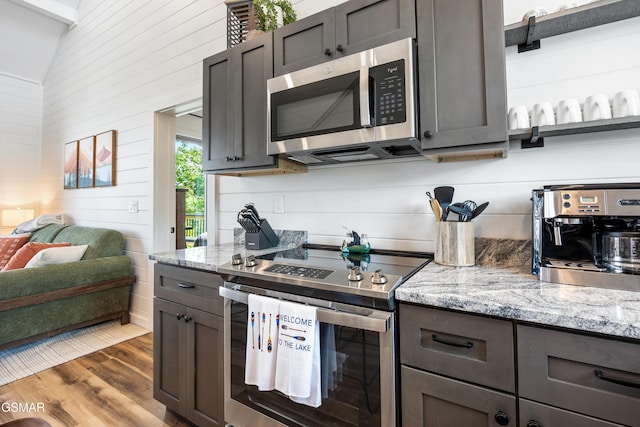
[359,68,372,128]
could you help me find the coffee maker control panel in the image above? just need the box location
[544,189,640,217]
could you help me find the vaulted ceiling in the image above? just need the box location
[0,0,78,83]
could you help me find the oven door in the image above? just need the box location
[267,67,374,156]
[220,284,397,427]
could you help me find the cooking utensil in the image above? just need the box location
[471,201,489,220]
[461,200,477,222]
[426,192,443,221]
[434,186,455,221]
[447,203,473,221]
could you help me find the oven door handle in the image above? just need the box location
[219,286,390,333]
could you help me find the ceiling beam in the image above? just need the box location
[10,0,77,26]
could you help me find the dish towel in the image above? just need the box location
[245,294,280,391]
[275,300,321,408]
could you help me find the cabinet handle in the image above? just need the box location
[336,44,344,52]
[527,421,542,427]
[432,334,473,349]
[324,48,332,56]
[595,369,640,389]
[177,283,195,289]
[176,313,184,320]
[423,130,433,138]
[184,316,192,323]
[494,411,509,425]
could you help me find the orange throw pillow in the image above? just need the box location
[0,234,31,269]
[1,242,71,271]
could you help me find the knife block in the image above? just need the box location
[245,219,279,250]
[434,221,475,266]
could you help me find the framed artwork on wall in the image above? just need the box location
[78,136,95,188]
[63,140,78,189]
[95,130,116,187]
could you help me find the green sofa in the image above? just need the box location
[0,224,135,350]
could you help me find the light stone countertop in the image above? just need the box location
[396,262,640,340]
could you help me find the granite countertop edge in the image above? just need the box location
[396,263,640,341]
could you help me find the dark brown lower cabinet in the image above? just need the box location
[399,303,640,427]
[401,366,516,427]
[153,264,224,427]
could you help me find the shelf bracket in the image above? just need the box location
[518,16,541,53]
[521,126,544,149]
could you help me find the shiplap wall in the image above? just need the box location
[0,73,42,233]
[215,6,640,252]
[39,0,230,329]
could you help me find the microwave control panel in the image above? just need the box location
[372,59,406,126]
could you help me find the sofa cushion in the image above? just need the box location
[51,226,124,259]
[1,242,71,271]
[0,234,31,269]
[25,245,88,269]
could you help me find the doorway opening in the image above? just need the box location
[175,112,204,249]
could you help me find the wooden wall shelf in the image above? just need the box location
[505,0,640,47]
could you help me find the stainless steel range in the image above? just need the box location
[217,245,431,427]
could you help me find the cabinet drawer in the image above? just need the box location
[154,263,223,315]
[399,304,515,392]
[518,325,640,426]
[401,366,516,427]
[520,399,624,427]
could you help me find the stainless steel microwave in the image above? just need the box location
[267,38,419,165]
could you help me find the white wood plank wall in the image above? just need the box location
[39,0,230,329]
[0,73,42,233]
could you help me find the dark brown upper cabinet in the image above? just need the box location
[273,0,416,76]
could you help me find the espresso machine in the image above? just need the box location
[532,183,640,291]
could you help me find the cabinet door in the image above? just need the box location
[273,9,335,76]
[153,298,187,414]
[203,35,276,172]
[231,35,276,170]
[401,366,516,427]
[203,49,234,171]
[334,0,416,56]
[416,0,507,151]
[186,307,224,427]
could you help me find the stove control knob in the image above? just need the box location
[244,255,257,268]
[348,266,363,281]
[231,253,243,265]
[371,269,388,285]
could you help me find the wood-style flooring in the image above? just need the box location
[0,334,193,427]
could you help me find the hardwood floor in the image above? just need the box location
[0,334,193,427]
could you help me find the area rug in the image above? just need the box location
[0,320,149,386]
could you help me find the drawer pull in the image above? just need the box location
[595,369,640,389]
[177,283,195,289]
[432,334,473,349]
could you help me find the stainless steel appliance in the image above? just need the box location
[218,245,431,427]
[532,183,640,291]
[267,38,419,165]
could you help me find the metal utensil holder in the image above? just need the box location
[245,219,279,250]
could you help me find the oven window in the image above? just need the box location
[270,72,361,141]
[230,301,382,426]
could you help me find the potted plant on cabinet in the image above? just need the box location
[248,0,297,39]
